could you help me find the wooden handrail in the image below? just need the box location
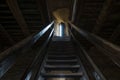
[69,21,120,67]
[21,29,54,80]
[70,30,106,80]
[0,21,54,78]
[0,21,54,62]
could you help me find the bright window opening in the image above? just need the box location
[59,24,63,37]
[55,23,64,37]
[54,23,66,37]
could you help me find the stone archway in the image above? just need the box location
[52,8,69,37]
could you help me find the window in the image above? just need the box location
[59,24,63,37]
[55,23,64,37]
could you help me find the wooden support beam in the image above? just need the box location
[36,0,50,24]
[71,0,77,22]
[92,0,113,34]
[110,24,120,41]
[6,0,30,36]
[36,0,45,25]
[75,0,84,24]
[45,0,51,22]
[0,24,15,45]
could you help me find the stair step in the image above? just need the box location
[48,46,74,49]
[48,51,75,53]
[46,59,78,63]
[49,47,74,49]
[47,56,77,60]
[48,51,74,55]
[46,61,77,65]
[44,65,80,70]
[41,72,83,78]
[50,44,73,47]
[47,55,77,60]
[47,55,76,58]
[50,47,73,48]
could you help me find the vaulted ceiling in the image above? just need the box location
[0,0,120,52]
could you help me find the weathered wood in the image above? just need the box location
[0,24,15,45]
[6,0,30,36]
[92,0,113,34]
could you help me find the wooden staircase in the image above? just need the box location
[38,41,88,80]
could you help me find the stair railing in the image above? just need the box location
[0,21,54,78]
[69,29,106,80]
[69,21,120,67]
[21,28,54,80]
[69,21,120,80]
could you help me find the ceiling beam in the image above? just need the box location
[92,0,113,34]
[71,0,77,22]
[110,24,120,41]
[6,0,30,36]
[75,0,84,24]
[0,24,15,45]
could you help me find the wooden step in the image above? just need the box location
[44,65,80,71]
[47,55,76,58]
[46,58,78,65]
[48,53,74,55]
[41,72,83,78]
[48,51,75,53]
[47,56,77,60]
[46,59,78,63]
[46,61,77,65]
[49,48,74,50]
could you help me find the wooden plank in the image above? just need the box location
[92,0,113,34]
[6,0,30,36]
[42,72,83,78]
[0,24,15,45]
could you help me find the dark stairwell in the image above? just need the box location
[0,0,120,80]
